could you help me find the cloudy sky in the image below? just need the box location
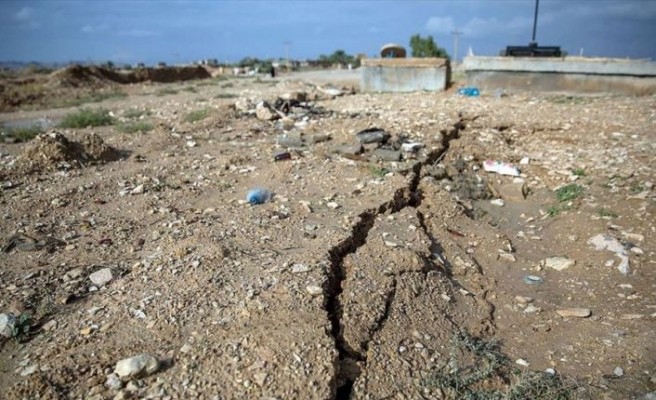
[1,0,655,64]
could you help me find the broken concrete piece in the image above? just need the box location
[544,256,575,271]
[588,234,630,275]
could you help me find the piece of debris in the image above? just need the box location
[544,256,575,271]
[588,234,630,275]
[355,128,390,144]
[483,160,520,176]
[556,308,591,318]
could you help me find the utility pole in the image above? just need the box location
[451,29,463,66]
[531,0,540,45]
[283,41,292,72]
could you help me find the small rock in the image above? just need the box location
[620,314,643,320]
[80,326,94,335]
[335,144,363,156]
[42,320,57,331]
[515,296,534,304]
[401,142,423,153]
[519,157,530,165]
[114,354,160,380]
[516,359,530,367]
[131,185,145,195]
[499,252,516,262]
[372,149,401,162]
[255,102,279,121]
[623,232,644,242]
[180,343,192,353]
[613,367,624,377]
[524,305,540,313]
[305,285,323,296]
[495,182,528,201]
[105,374,124,390]
[291,264,311,274]
[253,372,268,386]
[490,198,505,206]
[544,256,575,271]
[89,268,114,287]
[0,313,15,337]
[327,202,340,210]
[556,308,591,318]
[20,364,38,376]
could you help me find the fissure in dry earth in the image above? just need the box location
[325,120,465,399]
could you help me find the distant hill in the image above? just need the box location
[0,61,90,70]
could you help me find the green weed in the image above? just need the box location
[629,183,645,194]
[116,121,153,133]
[122,108,151,119]
[11,313,34,343]
[597,208,618,218]
[184,108,210,123]
[1,124,44,142]
[421,332,592,400]
[58,108,114,128]
[571,168,586,177]
[369,166,389,178]
[155,88,179,96]
[214,93,238,99]
[555,184,584,202]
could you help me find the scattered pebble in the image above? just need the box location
[556,308,591,318]
[89,268,114,287]
[114,354,160,380]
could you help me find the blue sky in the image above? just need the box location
[1,0,655,64]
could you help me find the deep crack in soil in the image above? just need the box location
[325,119,465,399]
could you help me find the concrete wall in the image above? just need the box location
[463,56,656,95]
[360,58,449,93]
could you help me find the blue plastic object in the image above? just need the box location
[457,87,480,97]
[246,188,272,205]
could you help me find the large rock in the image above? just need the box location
[114,354,160,380]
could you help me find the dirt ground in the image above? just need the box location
[0,68,655,400]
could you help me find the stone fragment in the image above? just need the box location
[0,313,15,337]
[305,285,323,296]
[556,308,591,318]
[89,268,114,287]
[495,182,528,201]
[372,149,400,162]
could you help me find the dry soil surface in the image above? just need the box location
[0,72,655,400]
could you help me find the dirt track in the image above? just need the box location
[0,71,655,399]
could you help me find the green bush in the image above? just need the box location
[1,125,44,142]
[116,121,153,133]
[184,108,210,123]
[58,108,115,128]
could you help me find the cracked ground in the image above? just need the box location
[1,72,655,399]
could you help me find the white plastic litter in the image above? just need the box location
[483,160,520,176]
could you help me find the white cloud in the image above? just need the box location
[81,23,109,33]
[118,29,158,37]
[425,16,456,35]
[14,7,33,21]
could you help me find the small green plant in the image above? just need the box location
[183,86,197,93]
[123,108,150,119]
[11,313,34,342]
[555,184,584,202]
[597,208,618,218]
[369,166,389,177]
[184,108,210,123]
[571,168,586,177]
[58,108,114,128]
[155,88,179,96]
[1,125,44,142]
[629,183,645,194]
[547,206,561,217]
[116,121,154,133]
[214,93,238,99]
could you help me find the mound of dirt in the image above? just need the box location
[20,131,119,171]
[47,65,211,89]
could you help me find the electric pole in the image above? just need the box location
[283,41,292,72]
[451,29,463,66]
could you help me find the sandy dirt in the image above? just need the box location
[0,69,655,400]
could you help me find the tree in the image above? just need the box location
[409,34,450,59]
